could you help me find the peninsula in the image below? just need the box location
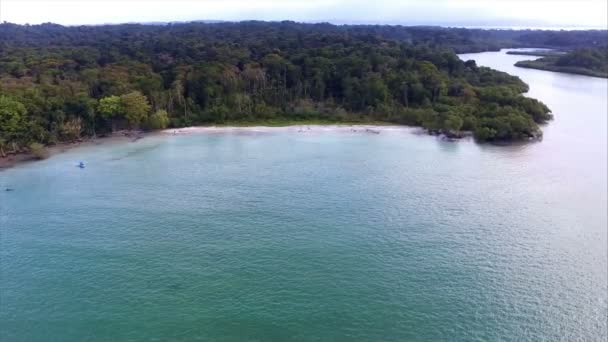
[515,48,608,78]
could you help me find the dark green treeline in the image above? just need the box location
[0,21,564,154]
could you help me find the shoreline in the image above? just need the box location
[0,124,424,171]
[162,124,423,135]
[0,122,535,171]
[514,61,608,79]
[0,132,146,171]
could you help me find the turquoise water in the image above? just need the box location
[1,50,607,341]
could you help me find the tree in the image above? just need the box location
[0,96,26,153]
[464,60,477,69]
[474,126,497,141]
[65,95,97,136]
[444,114,463,132]
[120,91,151,128]
[97,95,123,119]
[418,61,445,103]
[462,116,478,131]
[364,73,390,107]
[97,95,123,131]
[60,118,83,141]
[147,109,170,129]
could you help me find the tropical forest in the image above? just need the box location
[3,22,605,155]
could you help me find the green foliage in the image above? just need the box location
[98,95,123,119]
[147,110,170,130]
[556,49,607,70]
[29,142,49,160]
[462,116,478,131]
[0,21,562,149]
[0,95,25,132]
[0,96,26,151]
[60,117,83,141]
[120,91,151,128]
[444,114,463,132]
[515,48,608,78]
[474,126,497,141]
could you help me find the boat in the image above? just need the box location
[78,161,85,168]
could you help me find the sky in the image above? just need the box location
[0,0,606,28]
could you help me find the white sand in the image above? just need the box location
[161,124,421,135]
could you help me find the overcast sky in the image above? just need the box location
[1,0,606,28]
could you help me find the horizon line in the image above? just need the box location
[1,19,606,31]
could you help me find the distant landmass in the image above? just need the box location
[506,50,566,57]
[514,48,608,78]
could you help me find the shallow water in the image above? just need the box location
[1,50,607,341]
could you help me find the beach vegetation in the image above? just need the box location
[29,142,49,160]
[4,22,601,150]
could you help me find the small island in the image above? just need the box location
[515,48,608,78]
[506,50,566,57]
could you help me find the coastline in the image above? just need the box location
[1,120,542,171]
[506,50,565,57]
[0,132,145,171]
[0,124,424,171]
[162,124,422,135]
[514,61,608,78]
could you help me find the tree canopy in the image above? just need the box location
[0,21,561,153]
[515,48,608,78]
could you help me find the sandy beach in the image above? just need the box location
[162,124,422,135]
[1,125,424,171]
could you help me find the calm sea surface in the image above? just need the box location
[1,50,607,341]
